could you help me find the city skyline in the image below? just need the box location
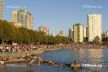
[4,0,108,35]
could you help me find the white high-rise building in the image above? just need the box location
[83,26,87,38]
[88,14,102,42]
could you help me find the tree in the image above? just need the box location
[93,36,101,44]
[102,37,108,45]
[18,27,31,44]
[0,20,69,44]
[0,20,15,43]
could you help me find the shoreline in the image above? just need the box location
[0,44,108,64]
[0,44,69,58]
[0,44,108,58]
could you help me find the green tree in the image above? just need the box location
[102,37,108,45]
[18,27,31,44]
[0,20,15,43]
[0,19,69,44]
[93,36,101,44]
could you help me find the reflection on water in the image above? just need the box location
[0,49,108,72]
[88,49,103,63]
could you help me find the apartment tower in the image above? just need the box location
[73,24,84,43]
[11,7,33,29]
[88,14,102,42]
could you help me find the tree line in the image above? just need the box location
[0,20,69,44]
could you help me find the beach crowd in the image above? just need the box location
[0,43,107,64]
[0,43,107,53]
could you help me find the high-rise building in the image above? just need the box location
[11,7,33,29]
[83,26,88,42]
[26,12,33,30]
[102,31,108,40]
[69,27,73,42]
[86,27,88,38]
[17,7,27,28]
[10,11,21,27]
[0,0,4,19]
[39,26,49,35]
[12,11,18,22]
[88,14,102,42]
[102,32,106,40]
[105,31,108,38]
[83,26,87,38]
[73,24,84,43]
[106,32,108,37]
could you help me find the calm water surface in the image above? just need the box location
[0,48,108,72]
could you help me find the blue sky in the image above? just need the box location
[4,0,108,35]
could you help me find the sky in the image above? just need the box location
[4,0,108,36]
